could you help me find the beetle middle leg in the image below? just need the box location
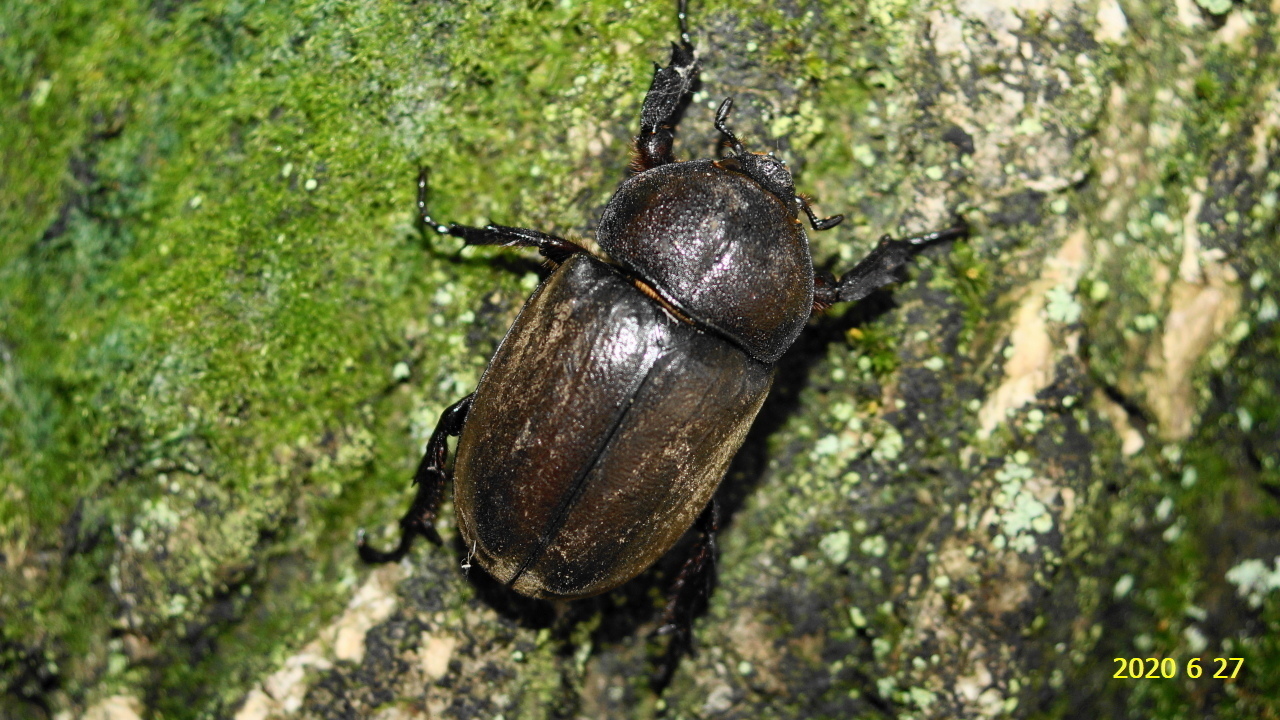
[358,393,474,563]
[813,218,970,308]
[415,168,589,264]
[651,498,719,689]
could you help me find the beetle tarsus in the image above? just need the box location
[416,167,450,235]
[815,218,970,306]
[358,394,474,564]
[677,0,691,46]
[712,97,745,155]
[416,168,587,263]
[906,215,969,246]
[650,499,719,690]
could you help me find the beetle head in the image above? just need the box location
[723,152,797,215]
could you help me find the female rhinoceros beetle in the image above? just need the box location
[360,0,965,680]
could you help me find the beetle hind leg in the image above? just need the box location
[650,498,719,690]
[358,394,474,563]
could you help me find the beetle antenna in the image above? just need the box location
[416,167,449,235]
[677,0,691,46]
[714,97,745,155]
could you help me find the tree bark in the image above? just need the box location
[2,0,1278,718]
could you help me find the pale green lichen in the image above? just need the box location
[819,530,852,565]
[992,458,1055,553]
[1044,285,1082,324]
[1195,0,1233,15]
[1225,557,1280,609]
[871,425,904,462]
[860,535,888,558]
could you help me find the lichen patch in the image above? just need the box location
[233,563,406,719]
[80,695,144,720]
[1094,0,1128,43]
[419,632,458,680]
[978,229,1090,437]
[1142,252,1241,439]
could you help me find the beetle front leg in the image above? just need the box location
[416,168,589,264]
[358,394,474,563]
[814,219,969,307]
[651,498,719,690]
[633,0,698,171]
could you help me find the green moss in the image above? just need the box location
[843,325,900,377]
[0,0,548,711]
[938,239,994,353]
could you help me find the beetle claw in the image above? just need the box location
[650,623,698,691]
[356,526,408,564]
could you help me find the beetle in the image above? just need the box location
[360,0,965,673]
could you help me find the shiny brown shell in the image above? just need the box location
[596,158,814,365]
[452,253,772,599]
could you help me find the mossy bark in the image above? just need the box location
[2,0,1279,718]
